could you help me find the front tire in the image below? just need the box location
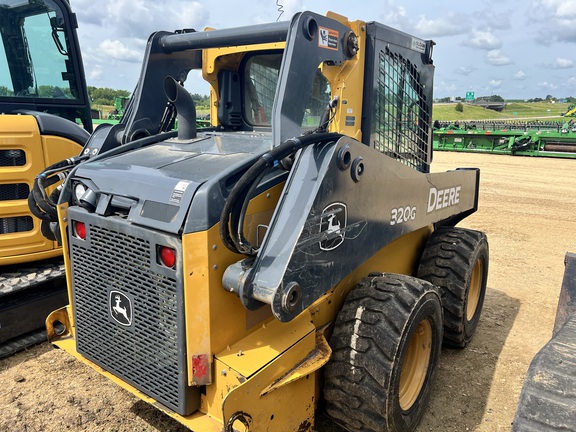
[417,227,489,348]
[324,273,443,432]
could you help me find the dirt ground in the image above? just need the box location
[1,151,575,432]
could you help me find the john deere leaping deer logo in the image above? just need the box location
[319,203,347,251]
[109,290,133,326]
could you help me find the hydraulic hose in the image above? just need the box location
[29,129,179,245]
[28,156,86,220]
[219,132,342,255]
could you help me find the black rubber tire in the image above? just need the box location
[324,273,443,432]
[417,227,489,348]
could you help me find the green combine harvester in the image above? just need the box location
[433,120,576,159]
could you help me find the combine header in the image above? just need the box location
[433,120,576,159]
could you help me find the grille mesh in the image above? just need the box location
[0,150,26,166]
[373,48,430,172]
[71,223,184,411]
[0,216,33,234]
[0,183,30,201]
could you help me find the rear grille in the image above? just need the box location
[0,183,30,201]
[69,210,198,415]
[0,216,33,234]
[0,150,26,166]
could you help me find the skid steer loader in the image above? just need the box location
[0,0,92,356]
[33,10,489,431]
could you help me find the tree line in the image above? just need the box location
[88,86,130,106]
[88,86,210,109]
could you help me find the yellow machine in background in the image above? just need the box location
[0,0,92,355]
[36,11,489,432]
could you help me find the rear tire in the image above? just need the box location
[417,227,489,348]
[324,273,443,432]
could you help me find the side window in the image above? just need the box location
[243,53,331,129]
[303,69,331,129]
[244,54,282,126]
[373,48,430,172]
[0,37,11,96]
[22,12,77,99]
[0,1,79,100]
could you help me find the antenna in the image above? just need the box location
[276,0,284,21]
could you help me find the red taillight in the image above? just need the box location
[159,246,176,268]
[74,221,86,239]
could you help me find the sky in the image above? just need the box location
[70,0,576,100]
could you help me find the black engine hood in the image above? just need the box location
[71,132,273,234]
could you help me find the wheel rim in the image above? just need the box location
[467,258,483,321]
[399,319,432,411]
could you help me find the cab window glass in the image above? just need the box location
[0,36,9,95]
[0,0,78,99]
[243,54,331,129]
[244,54,281,126]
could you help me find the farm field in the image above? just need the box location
[433,101,569,122]
[1,151,574,431]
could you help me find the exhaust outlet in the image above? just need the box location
[164,76,197,140]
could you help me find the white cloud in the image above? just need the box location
[380,1,409,31]
[61,0,575,100]
[434,81,457,94]
[553,57,574,68]
[385,5,407,22]
[529,0,576,43]
[489,79,503,88]
[514,70,527,80]
[538,57,575,69]
[485,50,513,66]
[539,0,576,18]
[103,0,207,37]
[455,65,477,76]
[480,9,512,30]
[88,64,103,81]
[538,81,559,90]
[73,0,209,89]
[414,14,469,37]
[74,0,208,39]
[99,39,142,63]
[462,29,502,50]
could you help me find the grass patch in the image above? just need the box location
[433,102,569,122]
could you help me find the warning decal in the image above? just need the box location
[318,27,338,51]
[170,180,190,204]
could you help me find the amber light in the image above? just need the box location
[159,246,176,268]
[74,221,86,239]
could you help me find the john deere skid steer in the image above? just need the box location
[0,0,92,356]
[34,11,489,431]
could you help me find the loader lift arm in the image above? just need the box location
[222,136,479,322]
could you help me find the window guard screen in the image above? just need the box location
[373,48,430,172]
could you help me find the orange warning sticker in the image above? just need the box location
[318,27,338,51]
